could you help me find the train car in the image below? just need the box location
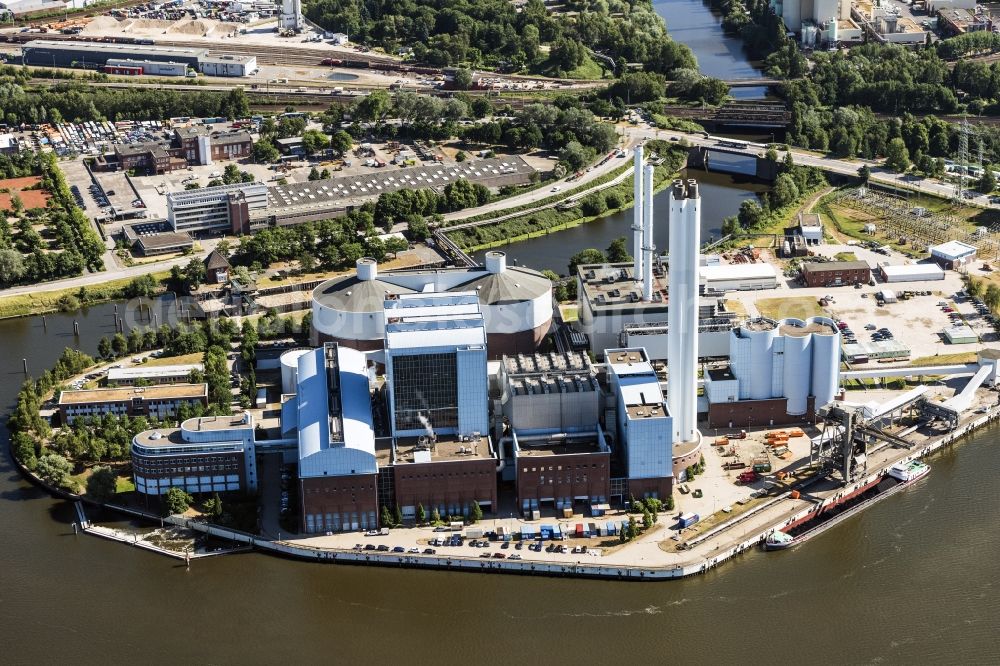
[717,139,749,150]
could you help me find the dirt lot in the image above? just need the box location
[0,176,50,211]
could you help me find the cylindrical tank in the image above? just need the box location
[827,17,839,44]
[780,319,813,416]
[356,257,377,281]
[811,317,841,408]
[746,319,778,400]
[484,251,507,274]
[280,348,311,394]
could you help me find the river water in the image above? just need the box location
[3,3,1000,664]
[471,169,769,275]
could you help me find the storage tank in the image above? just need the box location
[779,319,814,416]
[827,17,839,44]
[280,348,311,395]
[731,318,778,400]
[810,317,841,408]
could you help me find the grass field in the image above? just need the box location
[144,351,204,367]
[908,352,979,366]
[0,271,171,319]
[755,296,826,320]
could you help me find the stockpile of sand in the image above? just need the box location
[79,16,239,38]
[168,18,240,37]
[80,16,121,33]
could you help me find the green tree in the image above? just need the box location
[416,503,426,524]
[858,164,871,184]
[568,248,606,274]
[453,68,473,90]
[627,515,638,540]
[664,494,675,511]
[36,453,73,489]
[772,173,800,208]
[98,336,112,359]
[642,507,653,529]
[985,283,1000,313]
[394,504,403,525]
[381,505,394,527]
[165,487,193,514]
[885,137,911,173]
[330,130,353,155]
[737,200,764,229]
[253,139,281,164]
[11,431,38,470]
[0,248,25,285]
[430,507,441,524]
[111,332,128,357]
[606,236,632,263]
[302,129,331,155]
[469,501,483,523]
[978,166,996,194]
[86,466,117,502]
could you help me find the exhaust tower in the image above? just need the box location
[667,179,701,444]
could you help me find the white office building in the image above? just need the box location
[167,182,268,234]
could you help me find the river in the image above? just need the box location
[471,169,769,275]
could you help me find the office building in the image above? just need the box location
[58,384,208,425]
[175,126,253,166]
[131,414,258,498]
[166,182,268,234]
[800,260,871,287]
[312,254,552,358]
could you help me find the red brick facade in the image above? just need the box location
[515,452,610,506]
[706,396,817,428]
[392,459,498,516]
[300,473,379,533]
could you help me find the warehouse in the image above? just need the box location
[23,40,205,69]
[800,260,871,287]
[879,263,945,283]
[199,54,258,77]
[929,240,978,270]
[943,325,978,344]
[699,263,778,293]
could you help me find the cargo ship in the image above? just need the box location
[764,460,930,551]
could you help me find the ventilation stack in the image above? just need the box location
[641,164,655,302]
[632,145,644,282]
[667,179,701,444]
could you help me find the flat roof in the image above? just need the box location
[515,436,606,457]
[625,402,668,419]
[880,263,945,277]
[181,414,252,432]
[265,156,534,216]
[606,348,655,377]
[59,383,207,404]
[707,366,735,381]
[577,262,665,311]
[700,263,779,281]
[800,260,871,273]
[200,53,257,65]
[138,231,194,250]
[778,320,838,337]
[107,363,202,380]
[930,240,978,259]
[24,39,206,58]
[503,351,592,376]
[393,434,492,463]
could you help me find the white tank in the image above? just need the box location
[280,348,312,395]
[356,257,377,281]
[731,319,778,400]
[484,251,506,274]
[779,319,813,416]
[810,317,841,408]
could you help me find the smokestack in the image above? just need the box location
[667,179,701,444]
[632,145,644,281]
[642,164,655,302]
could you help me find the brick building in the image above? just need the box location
[800,260,871,287]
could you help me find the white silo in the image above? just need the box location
[731,318,778,400]
[667,179,700,444]
[779,319,814,416]
[280,348,311,395]
[810,316,841,408]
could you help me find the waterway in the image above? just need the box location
[1,304,999,662]
[471,169,769,275]
[654,0,768,99]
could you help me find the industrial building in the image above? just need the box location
[704,316,841,427]
[574,262,738,358]
[878,263,945,283]
[131,414,259,498]
[175,126,254,166]
[606,348,674,497]
[699,263,779,293]
[123,222,194,256]
[105,58,189,77]
[311,254,552,358]
[106,363,203,386]
[796,213,824,244]
[380,292,498,518]
[22,40,256,77]
[285,344,379,534]
[166,182,269,234]
[58,383,208,425]
[800,259,871,287]
[929,240,978,270]
[497,352,609,514]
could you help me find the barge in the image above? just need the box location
[764,460,930,551]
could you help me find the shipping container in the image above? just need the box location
[678,512,700,529]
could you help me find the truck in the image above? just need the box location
[466,527,484,539]
[449,521,463,532]
[678,513,700,529]
[737,470,759,484]
[727,430,748,439]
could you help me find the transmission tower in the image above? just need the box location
[956,117,970,201]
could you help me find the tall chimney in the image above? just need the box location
[632,145,644,281]
[667,179,701,444]
[642,164,655,302]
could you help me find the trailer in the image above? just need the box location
[678,512,700,529]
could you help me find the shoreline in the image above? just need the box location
[15,403,999,581]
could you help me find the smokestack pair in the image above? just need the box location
[632,146,656,301]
